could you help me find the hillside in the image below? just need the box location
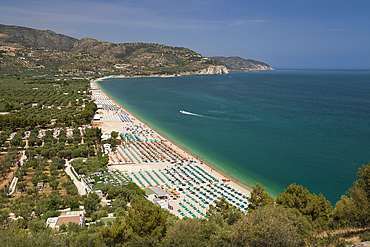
[0,24,225,76]
[212,56,273,71]
[0,24,78,50]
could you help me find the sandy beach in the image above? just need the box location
[92,77,251,218]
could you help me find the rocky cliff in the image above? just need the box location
[195,65,229,75]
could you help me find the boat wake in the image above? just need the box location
[180,110,260,122]
[180,110,204,117]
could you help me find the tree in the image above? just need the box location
[0,188,9,204]
[276,183,332,226]
[113,208,126,217]
[83,193,101,217]
[50,179,59,190]
[52,158,66,169]
[16,181,28,192]
[27,186,40,202]
[40,173,49,185]
[228,205,311,247]
[162,219,208,247]
[111,131,118,139]
[28,218,46,233]
[98,216,133,246]
[128,236,161,247]
[34,199,48,218]
[207,196,243,225]
[12,201,33,227]
[334,162,370,227]
[91,209,108,221]
[47,193,62,211]
[125,199,167,240]
[71,149,81,158]
[61,196,80,210]
[248,182,275,211]
[0,209,10,224]
[4,102,14,112]
[111,195,127,210]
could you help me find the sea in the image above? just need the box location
[96,69,370,204]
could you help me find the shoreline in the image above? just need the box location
[93,76,252,196]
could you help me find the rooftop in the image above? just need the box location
[56,216,82,226]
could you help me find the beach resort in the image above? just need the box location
[90,78,251,219]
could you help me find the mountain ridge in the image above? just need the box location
[0,24,270,76]
[212,56,273,71]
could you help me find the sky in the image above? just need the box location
[1,0,369,69]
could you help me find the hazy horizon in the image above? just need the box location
[1,0,369,69]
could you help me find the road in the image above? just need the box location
[8,151,27,195]
[65,160,87,196]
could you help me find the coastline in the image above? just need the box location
[93,76,252,196]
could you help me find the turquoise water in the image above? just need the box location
[97,70,370,204]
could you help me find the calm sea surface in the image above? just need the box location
[97,70,370,204]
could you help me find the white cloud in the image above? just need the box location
[0,1,268,31]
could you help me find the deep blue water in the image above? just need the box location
[97,70,370,204]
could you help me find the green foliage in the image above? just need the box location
[128,236,161,247]
[62,178,78,196]
[28,218,47,233]
[72,157,106,175]
[47,193,62,211]
[111,131,118,139]
[0,224,66,247]
[207,196,243,225]
[50,179,60,190]
[334,162,370,227]
[83,193,101,217]
[111,195,127,210]
[360,231,370,242]
[41,210,61,221]
[34,199,48,218]
[307,232,348,247]
[276,183,333,227]
[0,208,10,224]
[228,205,311,247]
[62,196,80,210]
[247,182,275,211]
[98,216,133,246]
[104,137,119,147]
[10,198,33,227]
[103,182,145,202]
[125,199,167,240]
[0,75,91,131]
[52,158,66,169]
[162,219,209,247]
[91,209,108,221]
[113,207,126,217]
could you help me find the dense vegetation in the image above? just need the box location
[0,75,96,131]
[1,144,370,247]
